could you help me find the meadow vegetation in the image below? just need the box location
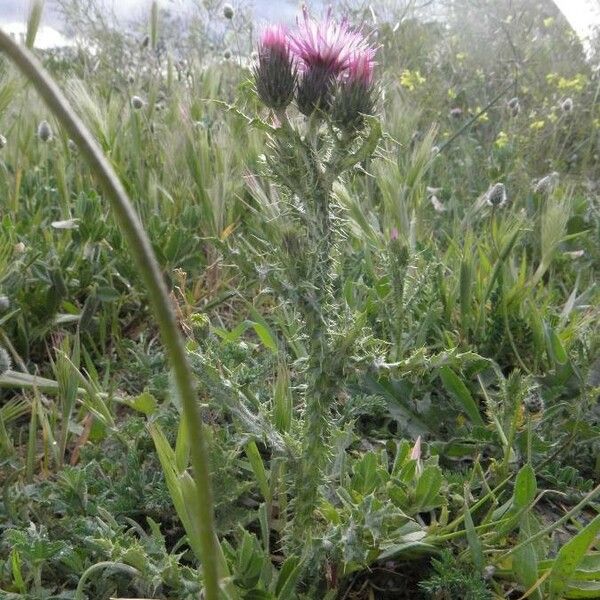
[0,0,599,598]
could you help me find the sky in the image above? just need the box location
[0,0,300,47]
[0,0,598,48]
[554,0,600,41]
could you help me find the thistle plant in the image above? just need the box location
[252,8,381,537]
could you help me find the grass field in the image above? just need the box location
[0,1,599,598]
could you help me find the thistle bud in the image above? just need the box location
[37,120,53,142]
[331,52,375,131]
[0,296,10,311]
[485,182,507,208]
[131,95,144,110]
[0,134,6,149]
[223,49,232,60]
[297,65,334,116]
[450,107,463,119]
[191,313,210,340]
[254,25,297,111]
[0,345,11,376]
[222,3,234,19]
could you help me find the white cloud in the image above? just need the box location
[2,22,73,49]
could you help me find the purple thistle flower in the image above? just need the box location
[291,7,375,116]
[345,51,375,86]
[290,6,372,76]
[254,25,297,111]
[331,50,376,130]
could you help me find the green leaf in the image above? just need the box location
[352,452,384,496]
[129,391,157,416]
[565,580,600,598]
[513,464,537,509]
[464,495,484,573]
[250,321,278,352]
[96,286,121,302]
[544,322,568,366]
[175,417,190,473]
[439,367,484,426]
[275,557,301,599]
[273,363,292,433]
[514,512,542,600]
[248,306,278,352]
[245,441,271,503]
[244,591,273,600]
[548,513,600,599]
[414,466,443,512]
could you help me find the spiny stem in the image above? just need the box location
[0,30,220,600]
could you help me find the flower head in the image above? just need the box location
[0,345,11,376]
[345,51,375,86]
[131,95,144,110]
[507,96,520,117]
[292,7,375,116]
[37,120,53,142]
[222,3,234,19]
[290,6,372,76]
[331,51,376,130]
[485,182,507,208]
[561,97,573,113]
[254,25,297,111]
[533,171,559,194]
[523,388,544,415]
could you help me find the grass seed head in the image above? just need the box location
[523,389,544,415]
[131,95,144,109]
[507,96,520,116]
[533,171,559,194]
[0,346,11,375]
[37,120,53,142]
[561,97,573,113]
[485,182,507,207]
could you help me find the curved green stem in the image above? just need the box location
[0,30,219,600]
[75,561,139,600]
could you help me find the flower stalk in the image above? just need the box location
[252,8,381,538]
